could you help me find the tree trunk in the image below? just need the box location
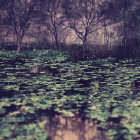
[82,31,88,59]
[16,33,23,53]
[122,1,128,58]
[54,32,59,49]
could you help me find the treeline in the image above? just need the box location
[0,0,140,59]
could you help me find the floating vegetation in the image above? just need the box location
[0,50,140,140]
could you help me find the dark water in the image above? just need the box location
[42,114,109,140]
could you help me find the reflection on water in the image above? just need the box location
[42,115,109,140]
[30,65,59,75]
[30,65,51,74]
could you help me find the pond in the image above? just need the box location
[44,114,109,140]
[0,51,140,140]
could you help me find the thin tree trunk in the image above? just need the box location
[54,32,59,49]
[16,33,23,53]
[122,1,128,58]
[82,31,88,59]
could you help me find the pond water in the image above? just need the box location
[0,55,140,140]
[44,114,109,140]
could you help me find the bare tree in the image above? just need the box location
[40,0,66,49]
[0,0,11,46]
[6,0,37,53]
[105,0,140,58]
[64,0,106,49]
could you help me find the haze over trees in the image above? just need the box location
[0,0,139,58]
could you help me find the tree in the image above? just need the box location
[64,0,106,49]
[40,0,65,49]
[0,0,11,46]
[6,0,37,53]
[105,0,140,57]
